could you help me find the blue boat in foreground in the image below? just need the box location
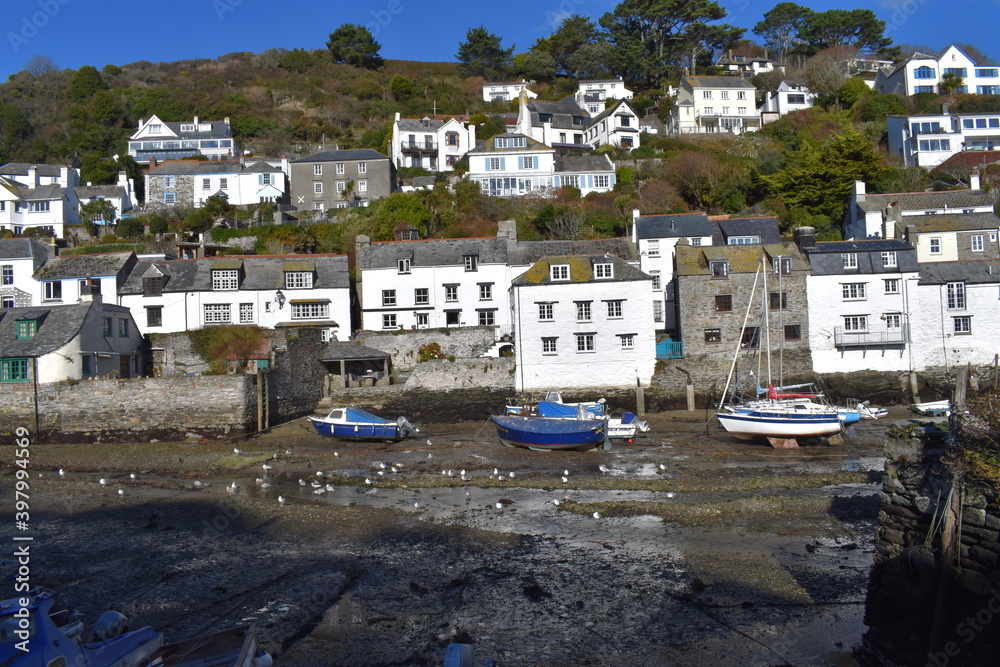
[308,407,418,442]
[491,415,607,451]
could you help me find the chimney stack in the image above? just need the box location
[794,226,816,250]
[193,115,199,126]
[971,170,981,191]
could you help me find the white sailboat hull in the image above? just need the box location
[716,409,843,438]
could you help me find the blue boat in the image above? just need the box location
[491,415,607,451]
[308,407,418,442]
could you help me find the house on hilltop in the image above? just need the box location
[672,76,759,135]
[128,114,236,164]
[289,149,394,213]
[389,113,476,172]
[0,163,81,238]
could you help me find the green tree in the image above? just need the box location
[566,43,612,80]
[203,194,233,218]
[66,65,107,102]
[79,199,117,238]
[939,72,964,96]
[184,209,215,234]
[389,74,415,102]
[534,14,601,75]
[838,77,875,107]
[146,214,167,235]
[795,9,893,57]
[516,51,557,81]
[0,103,30,163]
[753,2,812,63]
[456,26,514,79]
[116,217,145,239]
[326,24,384,69]
[280,48,313,73]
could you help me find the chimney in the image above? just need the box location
[905,224,916,244]
[224,116,230,126]
[794,226,816,250]
[27,166,36,185]
[853,180,866,201]
[86,181,92,187]
[80,281,102,306]
[971,170,981,191]
[496,219,518,244]
[193,115,199,126]
[59,166,70,186]
[149,157,157,169]
[942,103,950,115]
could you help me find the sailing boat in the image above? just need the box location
[715,259,843,446]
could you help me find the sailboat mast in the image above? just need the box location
[718,264,763,410]
[777,255,784,390]
[762,258,772,399]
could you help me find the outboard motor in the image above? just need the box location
[93,611,129,641]
[396,416,418,436]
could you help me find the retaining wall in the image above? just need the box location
[357,327,497,373]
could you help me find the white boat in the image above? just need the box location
[910,399,951,417]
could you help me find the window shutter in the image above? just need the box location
[500,157,506,171]
[587,175,594,189]
[258,174,263,185]
[518,156,524,170]
[484,159,490,171]
[554,175,561,188]
[609,174,616,186]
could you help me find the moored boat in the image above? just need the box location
[308,407,418,442]
[535,400,650,440]
[910,399,951,417]
[491,415,607,451]
[716,406,845,440]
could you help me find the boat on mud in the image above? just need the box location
[308,406,418,441]
[910,399,951,417]
[491,414,607,451]
[535,400,650,441]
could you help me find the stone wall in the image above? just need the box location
[406,357,515,391]
[859,414,1000,666]
[323,386,512,424]
[357,327,497,373]
[149,332,211,376]
[268,328,328,420]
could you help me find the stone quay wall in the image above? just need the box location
[358,327,497,374]
[405,358,515,391]
[859,414,1000,666]
[323,386,512,424]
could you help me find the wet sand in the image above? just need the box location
[2,408,911,665]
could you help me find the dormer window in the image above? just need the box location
[143,276,163,296]
[464,254,478,272]
[551,264,570,281]
[511,136,526,148]
[710,261,729,278]
[284,271,314,289]
[841,253,858,269]
[212,269,240,290]
[398,258,411,274]
[16,320,35,339]
[149,123,162,133]
[494,137,508,148]
[572,116,585,125]
[594,262,613,279]
[772,257,791,275]
[539,113,553,122]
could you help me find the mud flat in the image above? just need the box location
[2,408,911,665]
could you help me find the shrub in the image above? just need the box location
[188,325,269,375]
[417,342,445,362]
[147,214,167,235]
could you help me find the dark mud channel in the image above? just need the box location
[2,410,903,666]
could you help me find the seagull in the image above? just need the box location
[460,469,466,476]
[325,483,335,492]
[659,463,667,471]
[365,478,372,485]
[414,502,420,509]
[227,482,239,494]
[311,480,321,488]
[426,439,433,446]
[493,468,499,476]
[391,466,398,474]
[377,470,384,477]
[598,464,610,474]
[233,448,242,455]
[313,487,325,495]
[508,472,515,479]
[561,476,569,484]
[194,480,205,488]
[379,462,386,470]
[278,496,287,505]
[593,512,602,519]
[316,470,324,478]
[129,473,137,480]
[563,469,569,476]
[255,477,265,485]
[466,491,471,497]
[495,502,503,509]
[553,499,561,506]
[262,464,272,472]
[58,468,65,477]
[99,478,108,486]
[285,449,292,456]
[334,452,340,457]
[299,479,307,486]
[117,488,124,496]
[260,482,271,490]
[666,492,676,499]
[427,452,433,459]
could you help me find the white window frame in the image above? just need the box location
[239,303,254,323]
[314,164,323,176]
[479,284,492,300]
[607,300,623,318]
[382,314,397,329]
[358,162,367,174]
[843,315,868,332]
[972,234,984,252]
[464,255,478,271]
[842,283,867,300]
[204,303,231,324]
[842,253,858,269]
[336,163,345,175]
[881,251,898,267]
[212,269,239,290]
[397,258,411,274]
[953,315,971,334]
[382,289,396,306]
[575,301,592,322]
[884,279,900,294]
[620,334,635,350]
[946,282,966,309]
[444,285,458,302]
[550,265,569,281]
[358,180,367,193]
[538,303,553,321]
[542,337,557,354]
[594,263,613,279]
[291,302,329,319]
[314,182,323,194]
[414,288,428,305]
[929,237,942,255]
[576,334,595,352]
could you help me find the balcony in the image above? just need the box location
[834,325,909,347]
[399,141,438,153]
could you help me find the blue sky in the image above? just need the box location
[1,0,993,80]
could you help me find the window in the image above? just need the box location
[710,261,728,278]
[27,201,50,213]
[1,358,29,382]
[542,337,557,354]
[313,182,323,194]
[915,86,934,94]
[488,157,501,171]
[538,303,553,321]
[163,193,177,205]
[220,178,228,190]
[972,235,984,252]
[522,156,535,169]
[479,284,492,300]
[607,301,623,318]
[594,263,613,279]
[842,253,858,269]
[43,281,61,301]
[914,66,935,79]
[620,334,635,349]
[770,292,788,310]
[784,324,801,340]
[926,237,943,256]
[446,311,460,326]
[415,313,428,327]
[594,174,610,188]
[335,181,346,192]
[464,255,478,271]
[146,306,162,327]
[1,265,12,285]
[397,258,411,274]
[149,123,162,133]
[382,290,396,306]
[787,94,806,105]
[314,202,326,211]
[550,265,569,281]
[118,319,129,337]
[284,272,313,288]
[358,180,367,193]
[16,320,35,339]
[741,326,760,348]
[291,302,329,319]
[446,132,460,146]
[842,283,867,300]
[653,301,663,322]
[357,162,367,174]
[202,178,211,190]
[576,334,595,352]
[844,315,867,331]
[650,271,661,290]
[946,282,966,309]
[494,137,508,148]
[704,107,714,115]
[702,91,713,99]
[239,303,254,323]
[212,269,239,290]
[944,68,967,78]
[1,297,13,308]
[163,176,176,187]
[576,301,592,321]
[204,304,231,324]
[647,240,660,257]
[691,238,703,247]
[445,285,458,302]
[260,175,272,188]
[976,68,999,78]
[478,310,495,326]
[953,316,971,334]
[882,251,897,268]
[918,139,951,152]
[705,328,722,343]
[772,257,791,275]
[737,91,747,100]
[382,314,397,329]
[314,164,323,176]
[715,294,732,312]
[884,313,902,330]
[884,279,900,294]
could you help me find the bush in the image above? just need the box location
[188,325,269,375]
[417,342,445,362]
[147,214,167,235]
[184,209,214,233]
[116,218,145,239]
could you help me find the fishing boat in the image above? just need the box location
[505,391,604,416]
[308,407,418,441]
[491,415,607,451]
[535,400,650,440]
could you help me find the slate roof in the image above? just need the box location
[0,302,92,357]
[319,341,390,362]
[805,240,919,275]
[511,254,648,286]
[292,150,388,163]
[119,254,349,294]
[20,184,67,201]
[809,239,914,253]
[918,259,1000,285]
[586,100,637,127]
[509,238,638,266]
[145,160,282,175]
[34,252,136,282]
[712,217,781,246]
[0,163,67,178]
[893,212,1000,234]
[524,99,591,131]
[0,238,49,261]
[467,134,551,154]
[857,189,995,212]
[159,119,231,137]
[675,243,807,276]
[396,118,446,133]
[634,213,712,240]
[554,154,614,173]
[76,185,126,199]
[936,151,1000,173]
[684,76,756,89]
[359,238,508,270]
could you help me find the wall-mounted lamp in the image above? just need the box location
[275,289,286,310]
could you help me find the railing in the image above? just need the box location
[834,325,909,347]
[400,141,438,151]
[656,339,684,359]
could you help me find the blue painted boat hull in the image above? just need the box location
[491,415,606,451]
[308,406,414,442]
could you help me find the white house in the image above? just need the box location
[128,114,236,164]
[886,108,1000,168]
[875,45,1000,97]
[844,176,996,241]
[117,254,351,338]
[510,254,655,391]
[467,133,556,197]
[32,252,137,309]
[672,76,759,135]
[0,289,145,383]
[75,171,138,223]
[0,238,50,308]
[715,48,780,78]
[800,235,920,374]
[552,155,616,196]
[389,114,476,172]
[483,80,537,103]
[582,100,641,149]
[515,96,591,148]
[575,77,633,114]
[759,81,816,124]
[910,259,1000,369]
[144,159,289,209]
[0,164,81,238]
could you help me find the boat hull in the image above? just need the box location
[308,418,403,441]
[716,410,843,439]
[491,415,606,451]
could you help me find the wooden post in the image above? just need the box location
[686,384,695,411]
[635,379,645,419]
[256,374,264,431]
[909,371,920,403]
[954,365,968,411]
[929,481,960,654]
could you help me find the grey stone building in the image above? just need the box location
[289,149,394,213]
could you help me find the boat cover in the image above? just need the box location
[536,401,605,418]
[342,407,394,424]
